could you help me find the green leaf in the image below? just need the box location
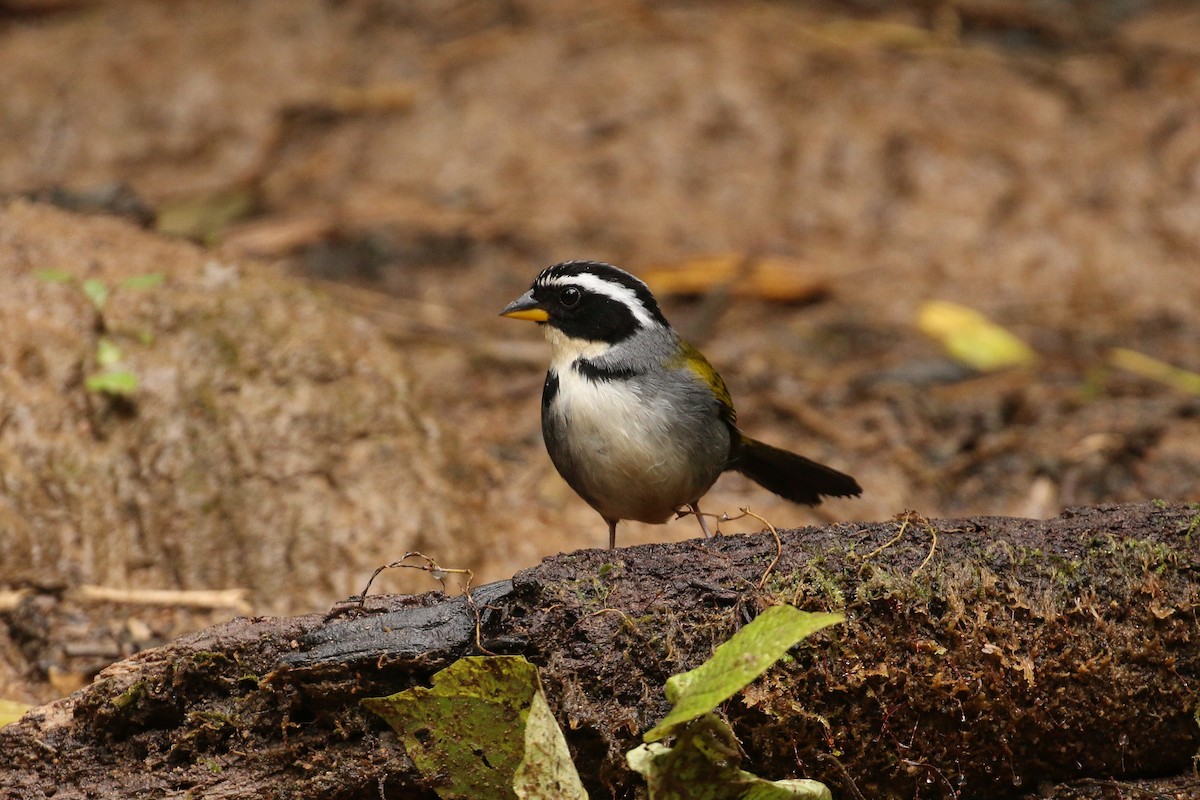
[363,656,586,800]
[86,370,138,396]
[1109,347,1200,396]
[628,715,832,800]
[645,606,842,742]
[96,337,123,367]
[0,699,31,729]
[743,780,833,800]
[81,278,110,310]
[155,189,255,243]
[34,268,74,284]
[119,273,166,291]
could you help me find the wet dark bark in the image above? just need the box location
[2,502,1198,800]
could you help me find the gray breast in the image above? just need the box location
[541,354,730,524]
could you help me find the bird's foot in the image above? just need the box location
[684,503,721,539]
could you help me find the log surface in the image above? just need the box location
[2,502,1198,799]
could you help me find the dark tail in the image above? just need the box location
[729,436,861,505]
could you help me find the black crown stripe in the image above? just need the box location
[536,261,668,327]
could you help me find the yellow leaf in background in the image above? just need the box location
[1109,348,1200,395]
[0,699,31,729]
[642,255,829,303]
[917,300,1036,372]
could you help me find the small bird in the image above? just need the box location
[500,261,861,549]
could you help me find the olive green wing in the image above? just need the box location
[669,338,738,428]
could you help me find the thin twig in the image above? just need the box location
[815,752,867,800]
[73,585,252,615]
[355,552,495,655]
[682,505,785,593]
[900,759,960,799]
[734,507,784,590]
[912,518,939,578]
[676,505,724,537]
[861,512,913,561]
[585,607,637,627]
[463,579,498,657]
[357,551,472,601]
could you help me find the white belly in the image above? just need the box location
[545,365,725,524]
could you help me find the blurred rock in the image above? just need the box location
[0,200,480,613]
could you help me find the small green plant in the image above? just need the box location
[36,270,165,398]
[629,604,842,799]
[1185,512,1200,544]
[364,604,842,800]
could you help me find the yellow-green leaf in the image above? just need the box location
[628,714,832,800]
[1109,348,1200,395]
[916,300,1036,371]
[82,278,110,310]
[96,337,123,367]
[34,268,74,284]
[86,370,138,396]
[156,189,255,243]
[645,606,842,743]
[0,699,31,729]
[119,273,166,291]
[80,278,109,309]
[363,656,586,800]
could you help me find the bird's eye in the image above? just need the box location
[559,286,581,308]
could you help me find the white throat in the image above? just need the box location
[544,327,611,372]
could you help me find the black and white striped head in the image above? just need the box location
[500,261,669,344]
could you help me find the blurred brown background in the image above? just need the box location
[1,0,1199,703]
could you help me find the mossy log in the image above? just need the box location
[2,502,1198,799]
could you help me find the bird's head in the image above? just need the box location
[500,260,670,346]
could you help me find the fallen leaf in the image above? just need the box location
[642,256,830,304]
[629,714,832,800]
[363,656,586,800]
[1109,348,1200,395]
[0,699,31,729]
[916,300,1036,371]
[86,370,139,396]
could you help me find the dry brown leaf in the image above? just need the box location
[325,82,417,115]
[642,255,830,304]
[221,213,338,258]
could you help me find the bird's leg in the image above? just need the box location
[607,518,618,550]
[688,503,717,539]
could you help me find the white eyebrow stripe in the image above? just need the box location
[541,273,658,328]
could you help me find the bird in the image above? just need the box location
[500,260,861,549]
